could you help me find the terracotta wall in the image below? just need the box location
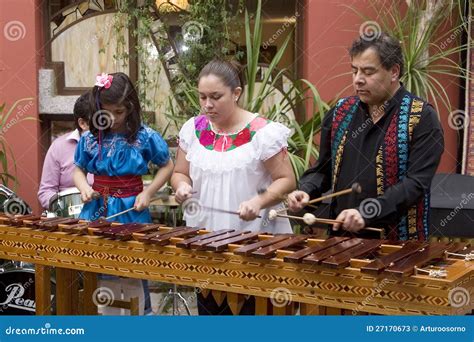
[466,15,474,175]
[301,0,461,173]
[0,0,44,214]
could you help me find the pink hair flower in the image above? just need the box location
[95,73,113,89]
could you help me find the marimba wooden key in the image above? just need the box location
[233,234,290,256]
[206,231,259,252]
[322,238,382,268]
[146,227,201,245]
[176,229,234,249]
[283,237,350,263]
[361,241,428,274]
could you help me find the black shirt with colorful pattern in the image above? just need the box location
[299,86,444,239]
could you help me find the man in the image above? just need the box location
[287,33,444,241]
[38,92,92,209]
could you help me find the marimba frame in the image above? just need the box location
[0,217,472,316]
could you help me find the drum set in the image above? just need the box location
[0,185,77,314]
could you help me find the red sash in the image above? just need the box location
[92,175,143,216]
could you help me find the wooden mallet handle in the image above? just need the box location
[307,182,361,205]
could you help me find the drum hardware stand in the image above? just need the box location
[45,191,62,218]
[0,258,31,271]
[156,204,191,316]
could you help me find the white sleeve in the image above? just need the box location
[254,122,291,161]
[178,117,196,153]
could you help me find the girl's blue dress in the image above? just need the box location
[74,125,170,223]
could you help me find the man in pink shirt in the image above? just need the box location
[38,93,93,209]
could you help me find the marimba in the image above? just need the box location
[0,214,472,315]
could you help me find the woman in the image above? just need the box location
[171,59,296,314]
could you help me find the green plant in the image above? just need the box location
[154,0,244,121]
[0,98,36,187]
[353,0,472,113]
[113,0,161,125]
[176,0,244,82]
[242,0,329,178]
[111,1,244,130]
[114,0,328,178]
[163,0,329,178]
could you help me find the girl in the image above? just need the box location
[74,72,173,315]
[170,59,296,314]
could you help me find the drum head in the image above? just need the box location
[49,187,83,218]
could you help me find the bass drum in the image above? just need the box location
[0,267,56,315]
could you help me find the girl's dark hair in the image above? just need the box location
[89,72,141,142]
[198,59,245,100]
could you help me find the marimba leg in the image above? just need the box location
[56,268,80,315]
[227,293,245,315]
[211,290,226,307]
[271,302,296,315]
[35,265,51,315]
[255,296,268,315]
[82,272,98,315]
[300,303,326,315]
[326,306,343,315]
